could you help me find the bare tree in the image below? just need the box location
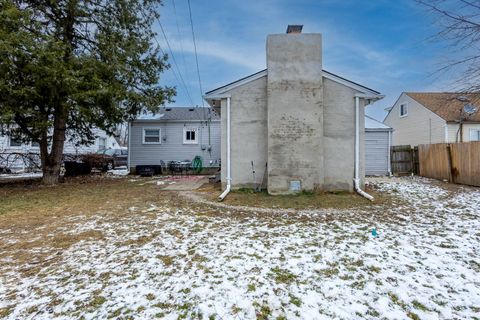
[417,0,480,92]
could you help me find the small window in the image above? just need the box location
[183,127,198,144]
[9,136,22,147]
[121,149,128,156]
[31,141,40,148]
[400,103,408,117]
[98,137,107,150]
[469,129,480,141]
[143,128,161,144]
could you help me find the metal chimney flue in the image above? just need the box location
[286,25,303,34]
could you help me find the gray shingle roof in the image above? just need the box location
[137,107,219,121]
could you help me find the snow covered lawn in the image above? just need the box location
[0,177,479,319]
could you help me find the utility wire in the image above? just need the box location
[151,33,194,108]
[156,16,195,107]
[140,10,194,108]
[187,0,205,110]
[171,0,189,81]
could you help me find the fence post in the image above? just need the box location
[446,143,454,183]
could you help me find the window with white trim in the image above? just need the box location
[98,137,107,150]
[9,136,22,147]
[469,129,480,141]
[400,103,408,117]
[183,127,198,144]
[143,128,161,144]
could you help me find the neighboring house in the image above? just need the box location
[365,115,392,176]
[384,92,480,146]
[204,26,383,194]
[128,107,220,172]
[0,129,119,172]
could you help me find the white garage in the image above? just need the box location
[365,116,392,176]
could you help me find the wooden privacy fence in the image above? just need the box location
[390,145,419,175]
[418,142,480,187]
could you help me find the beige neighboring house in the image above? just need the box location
[384,92,480,146]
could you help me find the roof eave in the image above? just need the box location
[204,69,382,99]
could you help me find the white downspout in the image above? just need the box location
[127,121,131,172]
[354,96,374,201]
[387,130,392,176]
[219,96,231,201]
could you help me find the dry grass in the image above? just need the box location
[199,183,392,210]
[0,176,172,276]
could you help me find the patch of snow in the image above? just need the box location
[107,168,129,176]
[1,177,479,319]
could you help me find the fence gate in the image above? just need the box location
[390,145,418,175]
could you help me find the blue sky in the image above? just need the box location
[155,0,456,121]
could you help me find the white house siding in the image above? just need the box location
[129,120,221,169]
[384,93,446,146]
[0,129,118,171]
[446,123,480,142]
[365,130,390,175]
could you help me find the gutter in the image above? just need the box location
[127,121,131,172]
[213,94,232,201]
[354,95,374,201]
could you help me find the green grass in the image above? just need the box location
[252,301,271,320]
[270,267,297,284]
[412,300,430,312]
[289,294,302,307]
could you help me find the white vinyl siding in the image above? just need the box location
[129,121,221,168]
[143,128,161,144]
[446,123,480,142]
[470,129,480,141]
[0,128,120,172]
[384,93,447,146]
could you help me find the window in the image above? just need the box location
[31,141,40,148]
[183,127,198,144]
[469,129,480,141]
[400,103,408,117]
[104,149,116,156]
[98,137,107,151]
[143,128,161,144]
[9,136,22,147]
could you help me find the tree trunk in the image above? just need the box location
[41,108,67,185]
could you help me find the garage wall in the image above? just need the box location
[365,130,390,176]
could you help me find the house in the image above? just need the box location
[0,129,119,172]
[384,92,480,146]
[365,115,392,176]
[204,26,384,196]
[127,107,220,173]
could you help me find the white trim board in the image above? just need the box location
[204,69,382,98]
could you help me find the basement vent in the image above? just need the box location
[165,108,172,111]
[289,180,301,192]
[189,108,194,111]
[286,25,303,34]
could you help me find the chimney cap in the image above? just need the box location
[286,25,303,34]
